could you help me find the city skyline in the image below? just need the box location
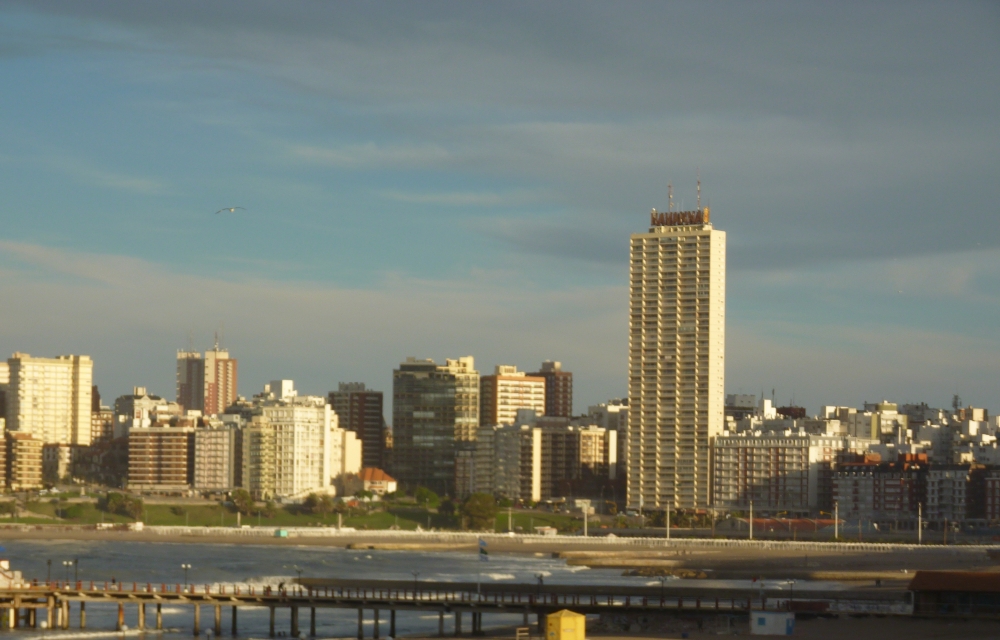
[1,3,998,414]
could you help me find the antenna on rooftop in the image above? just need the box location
[696,169,702,211]
[668,182,674,212]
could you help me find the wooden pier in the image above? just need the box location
[0,578,910,637]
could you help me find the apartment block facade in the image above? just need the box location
[529,361,573,418]
[128,426,195,492]
[480,365,545,426]
[5,353,93,446]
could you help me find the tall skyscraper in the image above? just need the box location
[176,342,238,414]
[5,353,93,446]
[628,201,725,510]
[328,382,386,469]
[480,365,546,426]
[392,356,479,495]
[529,361,573,418]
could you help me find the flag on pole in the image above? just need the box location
[478,538,488,561]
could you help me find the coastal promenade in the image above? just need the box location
[1,523,995,553]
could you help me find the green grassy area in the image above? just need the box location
[492,511,580,533]
[15,500,446,530]
[9,499,586,533]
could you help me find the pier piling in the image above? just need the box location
[117,603,124,631]
[357,608,363,640]
[454,611,461,636]
[269,607,275,638]
[215,605,222,636]
[80,602,86,629]
[193,603,201,636]
[390,610,395,637]
[438,611,444,637]
[373,608,379,639]
[232,605,238,636]
[309,607,316,637]
[156,603,162,630]
[291,606,299,638]
[139,602,146,630]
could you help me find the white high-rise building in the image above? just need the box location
[230,381,357,500]
[5,353,93,446]
[628,202,726,509]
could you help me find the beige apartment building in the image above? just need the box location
[128,425,195,492]
[480,365,546,426]
[6,432,42,490]
[4,353,93,446]
[628,204,726,510]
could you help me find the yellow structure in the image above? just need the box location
[546,610,585,640]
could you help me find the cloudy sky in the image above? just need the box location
[1,2,998,415]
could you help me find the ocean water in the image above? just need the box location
[4,540,852,638]
[3,540,625,639]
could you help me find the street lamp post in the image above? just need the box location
[181,563,192,588]
[62,560,73,583]
[47,559,52,583]
[411,571,420,596]
[834,502,839,540]
[74,558,79,583]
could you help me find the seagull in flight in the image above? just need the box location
[215,206,246,214]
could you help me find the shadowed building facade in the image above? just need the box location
[392,356,479,495]
[328,383,386,470]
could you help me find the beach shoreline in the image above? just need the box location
[1,526,992,583]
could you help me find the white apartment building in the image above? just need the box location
[114,387,184,439]
[330,427,362,478]
[233,381,355,500]
[5,353,93,446]
[712,430,875,512]
[823,402,908,440]
[628,204,725,509]
[579,399,628,479]
[480,365,546,426]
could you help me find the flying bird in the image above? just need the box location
[215,207,246,214]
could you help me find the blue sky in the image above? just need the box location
[1,2,998,415]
